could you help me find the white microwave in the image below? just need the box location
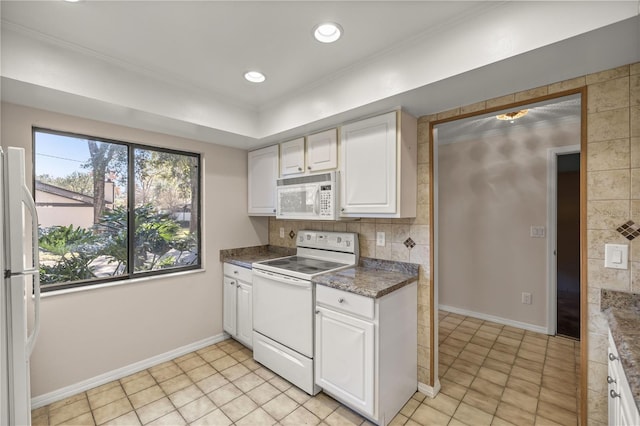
[276,172,337,220]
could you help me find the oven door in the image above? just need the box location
[252,269,314,358]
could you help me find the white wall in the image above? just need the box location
[437,118,580,329]
[1,103,269,397]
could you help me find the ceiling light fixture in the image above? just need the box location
[496,109,529,123]
[63,0,82,3]
[244,71,266,83]
[313,23,343,43]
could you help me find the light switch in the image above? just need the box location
[605,244,628,270]
[376,232,385,247]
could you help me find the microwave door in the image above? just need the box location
[277,185,317,219]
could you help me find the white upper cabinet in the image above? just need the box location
[307,129,338,173]
[340,110,417,218]
[280,137,305,176]
[248,145,278,215]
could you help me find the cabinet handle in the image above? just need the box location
[609,353,619,361]
[315,310,320,314]
[308,166,311,170]
[341,208,345,212]
[298,167,302,171]
[610,389,621,399]
[338,298,345,304]
[273,209,276,213]
[229,281,235,285]
[233,271,239,275]
[607,375,617,384]
[236,284,240,288]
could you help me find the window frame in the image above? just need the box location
[32,127,202,292]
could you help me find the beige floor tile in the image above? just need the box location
[492,342,519,355]
[63,412,96,426]
[235,407,278,426]
[539,387,577,413]
[482,358,512,375]
[533,415,565,426]
[210,355,239,372]
[470,377,505,400]
[234,371,266,393]
[221,394,259,422]
[423,392,459,416]
[190,408,232,426]
[177,355,208,373]
[262,393,299,420]
[389,413,409,426]
[200,348,228,363]
[120,371,150,384]
[536,400,578,426]
[519,342,547,355]
[505,376,540,398]
[229,348,252,363]
[457,349,486,366]
[453,402,493,426]
[444,337,468,349]
[169,384,205,408]
[129,385,166,410]
[487,349,516,364]
[87,382,120,398]
[465,342,491,357]
[491,416,518,426]
[121,374,156,396]
[49,397,91,426]
[477,366,508,386]
[475,331,500,341]
[208,383,243,407]
[411,392,426,403]
[451,358,481,375]
[88,385,127,411]
[410,404,451,425]
[269,375,293,392]
[517,349,546,364]
[241,358,262,371]
[103,411,141,426]
[440,344,462,358]
[462,389,499,415]
[220,363,251,381]
[285,386,312,405]
[514,357,543,373]
[280,406,320,426]
[510,365,542,385]
[399,397,420,417]
[500,388,538,413]
[135,397,174,425]
[440,378,469,401]
[254,367,276,381]
[178,395,217,423]
[494,402,535,426]
[447,419,469,426]
[196,373,230,394]
[471,336,496,349]
[186,364,217,382]
[149,364,183,383]
[304,393,340,419]
[159,374,193,395]
[443,367,474,387]
[174,352,197,363]
[92,397,133,425]
[247,382,282,405]
[541,376,576,396]
[32,413,49,426]
[324,406,366,426]
[146,410,186,426]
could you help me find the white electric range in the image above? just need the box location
[251,230,359,395]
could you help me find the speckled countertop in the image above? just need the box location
[601,289,640,412]
[312,257,419,299]
[219,245,295,269]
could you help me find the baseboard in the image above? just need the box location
[439,304,548,335]
[31,333,228,409]
[418,380,440,398]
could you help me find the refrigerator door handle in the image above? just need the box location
[22,183,41,356]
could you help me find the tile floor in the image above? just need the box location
[31,311,581,426]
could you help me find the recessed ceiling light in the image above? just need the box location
[64,0,82,2]
[313,23,342,43]
[244,71,266,83]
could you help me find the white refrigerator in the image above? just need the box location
[0,147,41,426]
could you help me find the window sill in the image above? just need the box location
[39,268,206,299]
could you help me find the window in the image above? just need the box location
[34,128,201,291]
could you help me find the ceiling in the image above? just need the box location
[1,1,639,150]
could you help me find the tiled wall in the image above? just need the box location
[269,61,640,424]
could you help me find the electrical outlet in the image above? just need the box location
[376,232,385,246]
[279,227,285,238]
[522,292,532,305]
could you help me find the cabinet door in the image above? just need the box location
[315,306,374,416]
[280,138,305,176]
[223,276,237,336]
[340,112,397,215]
[307,129,337,173]
[236,281,253,348]
[248,145,278,215]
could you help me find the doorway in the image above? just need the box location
[555,153,581,339]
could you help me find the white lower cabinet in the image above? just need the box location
[608,329,640,426]
[315,283,417,425]
[223,263,253,349]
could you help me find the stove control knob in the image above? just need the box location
[338,298,345,304]
[337,237,342,243]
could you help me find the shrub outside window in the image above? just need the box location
[34,128,201,291]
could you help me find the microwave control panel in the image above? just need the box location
[319,184,333,217]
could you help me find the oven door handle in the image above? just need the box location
[253,269,311,287]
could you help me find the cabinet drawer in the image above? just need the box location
[223,263,252,282]
[316,285,374,320]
